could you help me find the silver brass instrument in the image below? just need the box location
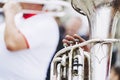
[50,0,120,80]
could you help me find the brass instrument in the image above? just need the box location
[50,0,120,80]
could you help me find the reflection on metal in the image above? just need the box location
[50,39,120,80]
[50,0,120,80]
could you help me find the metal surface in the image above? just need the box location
[71,0,120,80]
[50,39,120,80]
[50,0,120,80]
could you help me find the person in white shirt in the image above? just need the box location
[0,0,59,80]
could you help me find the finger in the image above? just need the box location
[73,34,85,43]
[65,35,76,45]
[73,34,90,52]
[82,45,90,52]
[65,35,75,42]
[62,38,74,46]
[62,39,69,47]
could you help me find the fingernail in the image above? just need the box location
[74,34,77,35]
[66,35,70,37]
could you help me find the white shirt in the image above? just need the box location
[0,13,59,80]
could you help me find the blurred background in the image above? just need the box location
[0,0,120,80]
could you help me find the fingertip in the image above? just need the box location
[74,34,77,36]
[65,35,70,38]
[62,39,66,43]
[73,34,85,42]
[62,39,69,47]
[65,35,75,41]
[73,34,79,37]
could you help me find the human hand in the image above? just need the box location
[62,34,89,52]
[3,1,22,15]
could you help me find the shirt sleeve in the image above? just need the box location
[18,14,59,49]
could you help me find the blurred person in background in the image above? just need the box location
[55,17,65,52]
[46,17,65,80]
[110,66,120,80]
[0,3,4,24]
[111,18,120,67]
[63,17,90,52]
[65,17,81,36]
[0,12,4,24]
[0,0,59,80]
[115,19,120,67]
[65,16,89,40]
